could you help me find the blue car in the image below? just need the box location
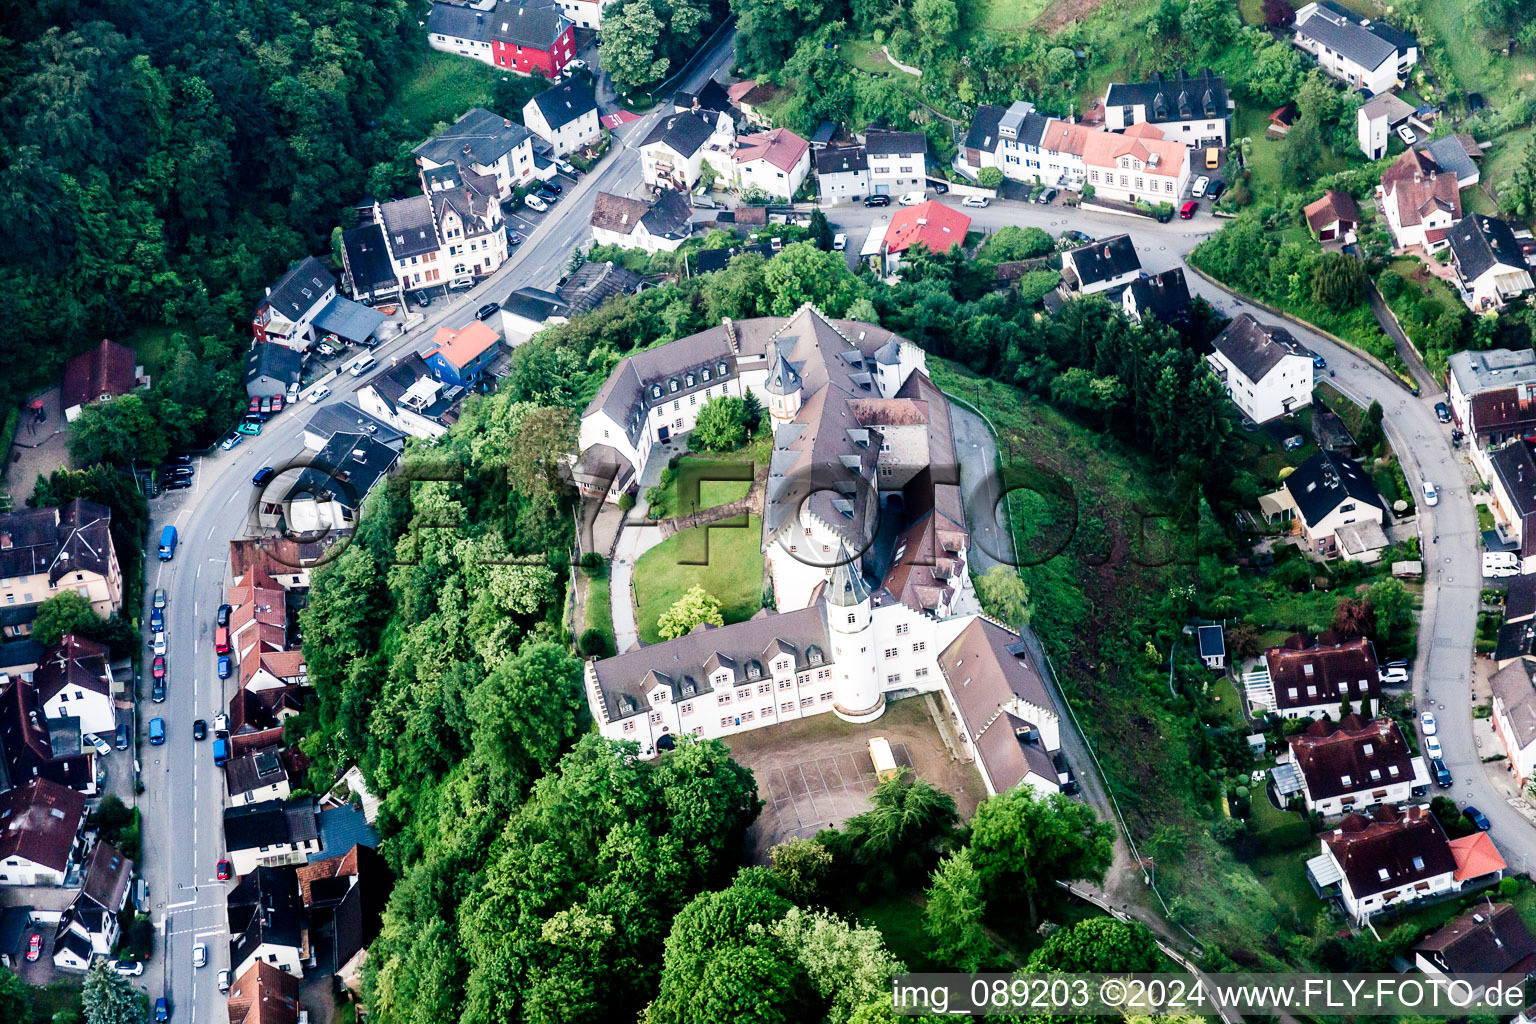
[252,466,275,487]
[1312,354,1327,369]
[150,607,164,632]
[155,997,169,1022]
[149,718,166,745]
[1463,806,1491,831]
[217,655,232,680]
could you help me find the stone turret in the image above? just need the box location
[763,339,802,424]
[825,541,884,723]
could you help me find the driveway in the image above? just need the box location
[5,386,68,505]
[948,400,1014,571]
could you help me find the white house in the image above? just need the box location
[1379,149,1461,252]
[1276,452,1387,562]
[1356,92,1414,160]
[51,841,131,971]
[1413,903,1536,981]
[1081,124,1191,205]
[1283,716,1424,816]
[1292,0,1418,94]
[251,257,336,350]
[1307,805,1463,924]
[375,173,508,292]
[1491,656,1536,790]
[1102,69,1232,148]
[36,635,116,741]
[228,867,307,979]
[523,79,600,157]
[1447,215,1535,314]
[639,109,735,192]
[0,779,86,887]
[815,146,870,202]
[1262,633,1383,720]
[414,107,537,200]
[223,800,321,877]
[356,355,456,440]
[1060,235,1142,297]
[556,0,612,29]
[264,433,399,536]
[1207,313,1314,424]
[1445,348,1536,472]
[733,128,811,199]
[589,191,693,253]
[864,128,927,196]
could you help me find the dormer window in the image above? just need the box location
[717,361,728,375]
[702,368,712,382]
[808,647,823,666]
[669,379,679,393]
[651,385,663,399]
[747,661,761,679]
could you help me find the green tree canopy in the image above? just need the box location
[968,788,1113,924]
[690,396,750,452]
[81,959,146,1024]
[924,847,992,971]
[31,590,103,647]
[975,566,1031,629]
[1026,917,1161,972]
[837,769,959,885]
[657,585,726,640]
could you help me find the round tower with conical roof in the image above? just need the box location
[825,542,885,723]
[763,339,802,425]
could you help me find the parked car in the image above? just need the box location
[220,433,244,451]
[287,381,301,402]
[85,732,112,756]
[247,397,261,416]
[962,195,989,208]
[1432,757,1452,787]
[863,195,891,207]
[1380,666,1409,684]
[566,58,586,71]
[213,713,229,734]
[507,230,524,246]
[1036,187,1057,204]
[193,719,207,741]
[115,723,129,749]
[153,588,167,609]
[217,859,232,881]
[153,633,167,657]
[1425,734,1444,759]
[448,275,474,291]
[27,933,41,961]
[252,466,276,487]
[556,160,578,176]
[1435,401,1451,423]
[832,233,848,251]
[151,607,164,632]
[1312,353,1327,369]
[155,997,169,1023]
[110,960,144,977]
[930,181,949,194]
[1192,175,1210,198]
[308,384,332,404]
[152,655,166,679]
[1179,200,1197,219]
[1397,124,1418,145]
[316,342,338,357]
[259,396,271,416]
[193,943,207,969]
[215,626,229,655]
[271,395,284,414]
[217,655,231,680]
[237,419,262,436]
[413,290,432,307]
[897,191,925,205]
[524,193,549,212]
[217,603,232,627]
[1484,551,1520,577]
[1420,711,1437,735]
[1206,180,1225,200]
[217,969,231,994]
[1061,230,1093,245]
[542,179,563,194]
[149,718,166,745]
[477,302,501,321]
[152,678,166,703]
[1422,479,1439,506]
[1463,805,1491,831]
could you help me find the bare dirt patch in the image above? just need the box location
[1035,0,1116,33]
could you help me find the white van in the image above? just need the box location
[832,233,847,251]
[1483,551,1520,578]
[348,353,377,377]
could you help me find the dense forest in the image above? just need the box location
[0,0,416,452]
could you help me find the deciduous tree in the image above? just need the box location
[32,590,102,647]
[657,585,725,640]
[968,788,1113,925]
[975,566,1031,628]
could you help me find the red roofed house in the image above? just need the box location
[424,320,502,387]
[1307,805,1460,923]
[227,961,302,1024]
[1080,124,1191,206]
[880,201,972,273]
[1379,148,1460,252]
[62,339,141,422]
[1304,190,1361,241]
[0,778,87,886]
[733,128,811,199]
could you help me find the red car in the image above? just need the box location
[152,655,166,679]
[214,626,229,655]
[271,396,284,414]
[248,396,261,416]
[26,933,41,961]
[217,859,232,881]
[1179,200,1197,219]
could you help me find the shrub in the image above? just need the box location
[617,492,635,512]
[976,167,1004,189]
[578,628,612,657]
[581,551,604,571]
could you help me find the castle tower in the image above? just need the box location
[763,339,802,425]
[825,541,885,723]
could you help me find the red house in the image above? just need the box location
[428,0,573,78]
[881,201,972,259]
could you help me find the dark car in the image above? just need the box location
[542,179,563,194]
[155,997,170,1023]
[168,466,193,479]
[163,477,192,490]
[151,607,164,632]
[193,719,207,741]
[152,655,166,679]
[506,230,524,245]
[152,678,166,703]
[217,604,232,627]
[863,195,891,207]
[931,181,949,194]
[1313,354,1327,369]
[1206,179,1225,200]
[217,655,231,680]
[1463,805,1491,831]
[1432,757,1452,788]
[1434,401,1451,423]
[168,455,192,466]
[413,290,432,308]
[115,723,129,749]
[1036,188,1057,204]
[1061,230,1093,245]
[477,302,501,321]
[252,466,276,487]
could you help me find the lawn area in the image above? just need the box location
[1247,849,1326,929]
[385,50,531,136]
[124,322,190,380]
[585,570,613,651]
[859,897,941,970]
[1415,0,1536,110]
[1467,126,1535,216]
[970,0,1056,31]
[844,37,892,74]
[644,436,768,519]
[633,514,764,643]
[1210,676,1244,726]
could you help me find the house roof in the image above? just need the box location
[963,104,1006,154]
[1507,574,1536,625]
[1324,805,1456,900]
[312,804,381,861]
[1288,715,1415,801]
[726,79,777,107]
[0,499,115,588]
[228,685,306,742]
[0,778,84,873]
[640,111,718,159]
[62,339,137,411]
[228,961,301,1024]
[1124,268,1191,323]
[864,128,925,156]
[1420,135,1482,184]
[304,402,406,450]
[1448,215,1526,283]
[1381,151,1461,229]
[692,242,775,275]
[1265,633,1382,711]
[1104,69,1229,123]
[34,635,112,704]
[673,79,734,115]
[1449,347,1536,396]
[257,257,334,321]
[223,798,317,854]
[286,432,399,513]
[228,867,305,970]
[244,344,303,388]
[427,1,492,42]
[1491,657,1536,752]
[1079,129,1188,178]
[1414,903,1536,977]
[1197,624,1224,658]
[1283,452,1384,529]
[501,287,570,324]
[0,672,93,791]
[427,321,500,370]
[883,201,972,256]
[224,745,298,798]
[341,224,396,293]
[1295,3,1403,71]
[735,128,810,172]
[816,145,869,175]
[228,536,344,582]
[486,0,568,49]
[312,296,385,345]
[1448,830,1507,881]
[1063,235,1140,288]
[589,192,650,235]
[937,619,1061,794]
[77,840,131,913]
[590,190,691,242]
[1359,92,1414,124]
[1491,441,1536,518]
[415,106,533,170]
[528,78,597,131]
[378,194,439,259]
[1305,190,1361,232]
[559,261,644,315]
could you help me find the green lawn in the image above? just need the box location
[124,322,190,380]
[845,37,892,74]
[1210,676,1244,726]
[386,50,518,136]
[1467,126,1535,215]
[970,0,1056,31]
[1247,849,1326,928]
[647,454,756,519]
[633,514,764,643]
[585,571,613,651]
[1415,0,1536,110]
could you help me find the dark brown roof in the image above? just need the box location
[1265,634,1381,711]
[77,839,132,913]
[1288,715,1415,801]
[0,778,85,873]
[1414,902,1536,977]
[34,635,112,704]
[937,619,1058,793]
[228,536,345,583]
[228,962,301,1024]
[1325,805,1457,900]
[61,339,137,411]
[589,192,652,235]
[1211,313,1305,384]
[0,499,115,585]
[0,675,94,791]
[229,685,307,741]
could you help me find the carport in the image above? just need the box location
[312,296,386,346]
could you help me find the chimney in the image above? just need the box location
[503,119,512,128]
[463,143,472,155]
[352,448,368,464]
[0,532,10,550]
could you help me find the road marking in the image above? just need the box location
[164,900,197,910]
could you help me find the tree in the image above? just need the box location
[974,566,1031,628]
[1310,251,1365,310]
[968,788,1113,925]
[924,847,991,971]
[837,770,958,885]
[67,394,168,469]
[82,959,146,1024]
[1366,578,1414,649]
[808,209,834,252]
[1026,918,1161,972]
[32,590,103,647]
[770,837,835,904]
[704,253,769,319]
[763,243,870,317]
[1332,596,1376,640]
[0,968,32,1024]
[691,396,749,452]
[770,907,904,1024]
[979,226,1055,262]
[601,0,670,91]
[976,167,1004,189]
[657,585,725,640]
[1356,399,1386,456]
[467,640,588,788]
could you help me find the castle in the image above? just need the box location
[576,305,1071,797]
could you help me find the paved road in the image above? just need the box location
[135,36,739,1024]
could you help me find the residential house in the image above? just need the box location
[1448,215,1534,313]
[226,567,290,675]
[1282,715,1423,815]
[227,746,304,808]
[228,537,343,592]
[424,320,501,387]
[297,845,392,992]
[815,146,870,203]
[244,344,303,400]
[311,803,380,862]
[426,0,575,78]
[1060,235,1141,297]
[1420,134,1484,188]
[1264,633,1382,720]
[589,190,693,253]
[375,174,508,293]
[414,107,537,199]
[1278,452,1387,561]
[878,201,972,273]
[223,800,321,877]
[639,109,735,192]
[0,499,123,638]
[301,404,406,455]
[956,104,1008,179]
[227,962,301,1024]
[1121,268,1191,326]
[1306,805,1464,924]
[357,354,459,440]
[1356,93,1414,160]
[523,79,600,157]
[252,257,336,349]
[1197,624,1225,670]
[726,79,778,128]
[1447,348,1536,468]
[228,687,307,758]
[35,635,115,741]
[733,128,812,199]
[1207,313,1314,424]
[0,673,96,794]
[561,261,643,315]
[274,433,400,535]
[340,223,400,304]
[1102,69,1232,148]
[673,80,735,118]
[1414,903,1536,980]
[1379,148,1460,252]
[690,242,776,275]
[228,867,307,978]
[51,841,131,971]
[1494,576,1536,663]
[61,340,140,422]
[1292,0,1418,94]
[0,779,86,886]
[1489,439,1536,573]
[1490,656,1536,789]
[864,128,927,196]
[499,287,572,342]
[1080,124,1191,205]
[555,0,613,29]
[1304,190,1361,242]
